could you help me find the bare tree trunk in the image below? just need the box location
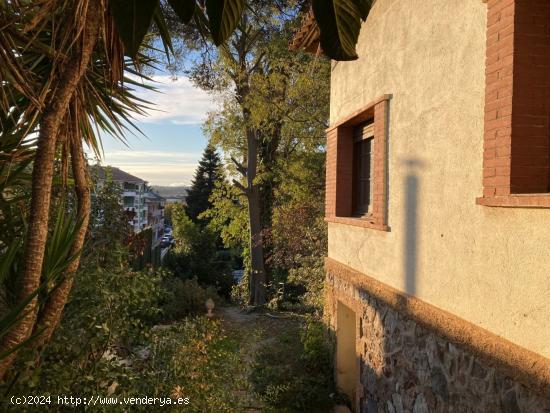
[33,128,91,348]
[245,128,266,306]
[0,0,102,379]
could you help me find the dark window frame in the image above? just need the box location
[352,121,375,217]
[325,94,391,231]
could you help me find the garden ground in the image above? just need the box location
[214,305,335,413]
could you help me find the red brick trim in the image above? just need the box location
[325,95,391,230]
[326,94,392,133]
[324,216,390,231]
[476,193,550,207]
[325,257,550,398]
[479,0,550,205]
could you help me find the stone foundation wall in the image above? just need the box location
[326,261,550,413]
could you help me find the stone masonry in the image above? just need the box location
[326,268,550,413]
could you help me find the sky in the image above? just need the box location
[89,75,218,187]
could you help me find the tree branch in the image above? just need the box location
[232,178,249,195]
[249,51,266,73]
[230,156,247,177]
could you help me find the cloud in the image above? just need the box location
[129,75,218,125]
[103,150,199,161]
[98,150,201,186]
[87,74,215,185]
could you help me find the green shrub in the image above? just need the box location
[167,205,234,297]
[3,265,165,411]
[161,277,220,321]
[300,318,333,374]
[136,317,243,412]
[230,270,249,306]
[3,266,236,412]
[251,318,335,413]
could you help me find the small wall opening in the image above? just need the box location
[336,301,357,406]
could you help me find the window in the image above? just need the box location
[124,182,138,190]
[325,94,390,230]
[353,122,374,216]
[478,0,550,208]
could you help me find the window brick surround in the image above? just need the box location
[325,95,390,230]
[477,0,550,208]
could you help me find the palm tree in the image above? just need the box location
[0,0,151,377]
[0,0,372,378]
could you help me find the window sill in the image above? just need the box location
[325,216,390,231]
[476,194,550,208]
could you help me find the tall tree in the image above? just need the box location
[0,0,370,376]
[186,145,224,223]
[186,2,330,305]
[0,0,103,377]
[191,7,279,305]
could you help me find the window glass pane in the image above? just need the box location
[353,135,374,216]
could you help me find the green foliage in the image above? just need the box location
[0,199,84,358]
[267,201,327,313]
[172,204,200,255]
[129,227,156,271]
[205,0,245,46]
[62,265,164,348]
[251,318,335,412]
[311,0,373,60]
[300,319,333,372]
[161,277,220,321]
[186,145,224,224]
[138,317,243,412]
[4,268,243,412]
[2,191,231,411]
[163,203,174,226]
[203,180,249,252]
[110,0,160,57]
[192,7,330,307]
[3,264,164,404]
[87,167,132,267]
[168,205,233,296]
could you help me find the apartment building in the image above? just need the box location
[95,166,165,236]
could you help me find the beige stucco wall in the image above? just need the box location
[328,0,550,358]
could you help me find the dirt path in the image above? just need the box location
[217,306,303,413]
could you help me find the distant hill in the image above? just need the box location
[152,186,189,198]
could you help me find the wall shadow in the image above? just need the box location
[402,158,424,296]
[326,157,546,412]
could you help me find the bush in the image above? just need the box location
[135,317,244,412]
[2,267,231,412]
[230,269,249,306]
[266,203,328,314]
[266,258,325,314]
[167,205,234,297]
[3,265,165,410]
[251,318,335,412]
[161,277,220,321]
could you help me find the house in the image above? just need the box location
[145,191,165,246]
[293,1,550,411]
[94,166,165,236]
